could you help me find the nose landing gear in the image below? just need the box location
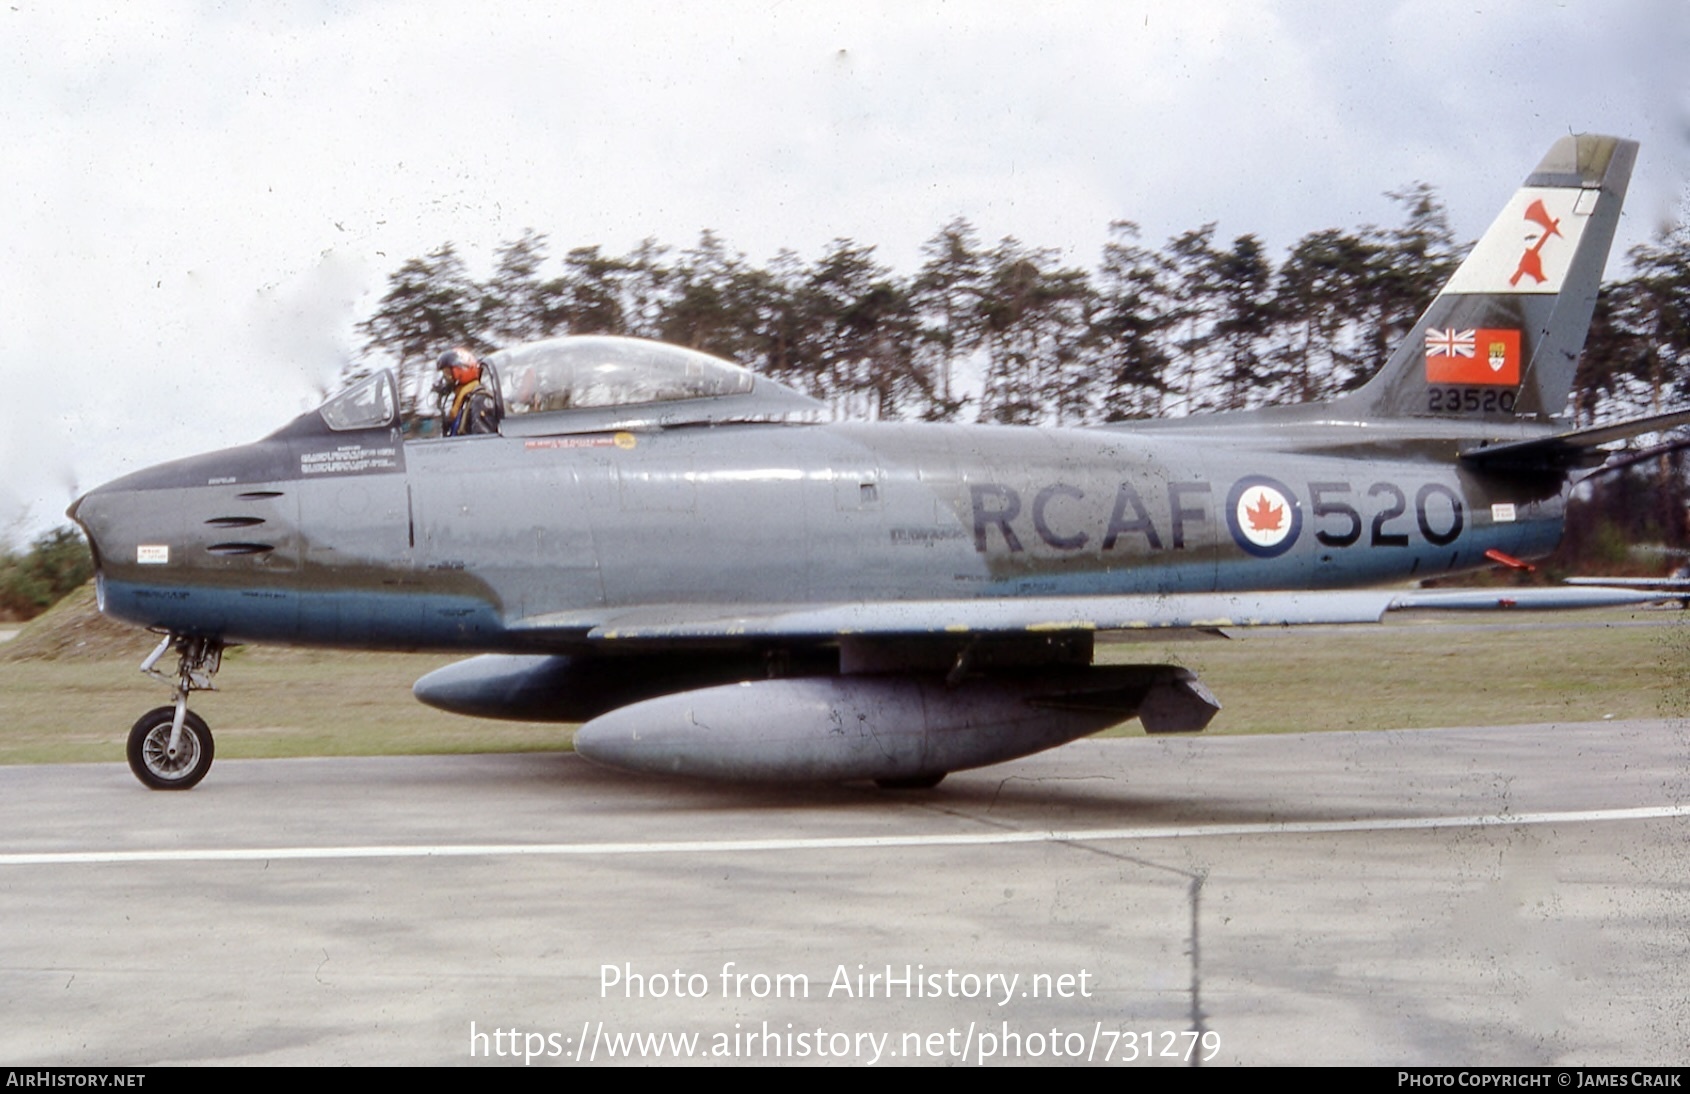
[128,634,223,790]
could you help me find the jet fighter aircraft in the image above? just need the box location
[71,134,1683,790]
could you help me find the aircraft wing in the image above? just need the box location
[1564,576,1690,589]
[508,585,1664,644]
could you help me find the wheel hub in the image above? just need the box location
[143,723,199,780]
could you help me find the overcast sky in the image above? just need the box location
[2,0,1685,544]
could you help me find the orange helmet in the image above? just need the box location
[437,347,481,386]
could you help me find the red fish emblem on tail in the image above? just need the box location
[1509,198,1563,287]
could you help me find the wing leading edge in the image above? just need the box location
[507,585,1664,644]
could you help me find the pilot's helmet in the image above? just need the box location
[437,347,482,386]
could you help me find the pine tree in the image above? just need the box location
[1095,221,1176,420]
[356,243,484,412]
[910,218,987,420]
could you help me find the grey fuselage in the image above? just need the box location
[68,135,1647,787]
[73,407,1565,653]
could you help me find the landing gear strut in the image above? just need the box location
[127,634,223,790]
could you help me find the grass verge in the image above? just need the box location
[0,609,1683,765]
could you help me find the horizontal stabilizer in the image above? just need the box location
[1461,407,1690,471]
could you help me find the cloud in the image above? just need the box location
[1,0,1678,537]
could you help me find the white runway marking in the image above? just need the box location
[4,804,1687,867]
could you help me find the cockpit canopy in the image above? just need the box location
[487,336,822,436]
[309,336,821,440]
[494,336,754,412]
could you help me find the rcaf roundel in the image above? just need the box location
[1226,476,1302,558]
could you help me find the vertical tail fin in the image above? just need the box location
[1335,134,1637,423]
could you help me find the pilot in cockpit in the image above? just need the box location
[434,347,501,437]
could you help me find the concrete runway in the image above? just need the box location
[2,721,1687,1067]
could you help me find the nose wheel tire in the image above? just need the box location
[127,707,215,790]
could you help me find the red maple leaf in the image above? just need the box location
[1245,491,1284,532]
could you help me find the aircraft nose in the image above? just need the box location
[67,484,114,572]
[66,465,191,589]
[66,449,238,577]
[62,439,313,640]
[67,481,131,613]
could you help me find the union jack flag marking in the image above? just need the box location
[1425,329,1476,357]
